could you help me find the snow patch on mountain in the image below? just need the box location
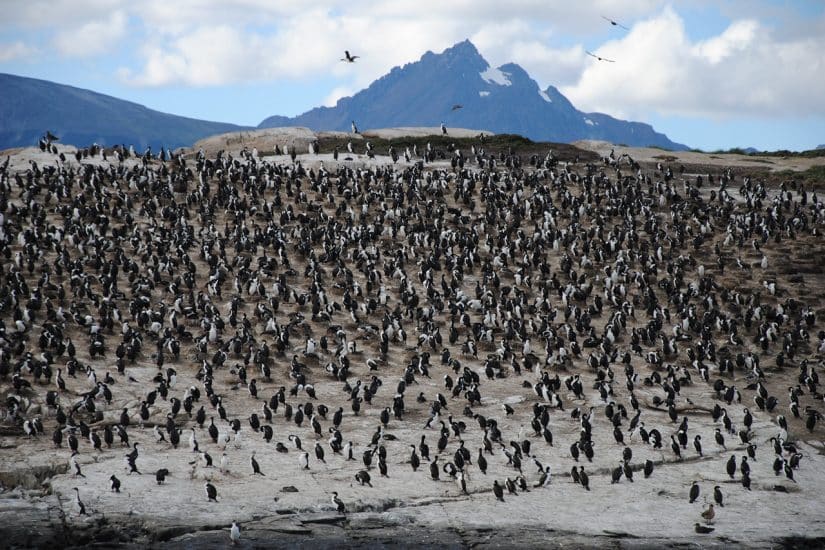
[480,67,511,86]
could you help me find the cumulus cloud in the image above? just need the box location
[118,10,350,86]
[0,0,676,91]
[693,19,758,64]
[3,0,824,121]
[5,0,125,28]
[562,8,825,118]
[53,11,127,57]
[119,8,463,88]
[0,41,35,62]
[474,32,588,90]
[101,0,665,88]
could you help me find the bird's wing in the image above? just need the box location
[602,15,629,30]
[588,52,616,62]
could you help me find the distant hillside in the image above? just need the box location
[0,73,249,151]
[259,40,688,151]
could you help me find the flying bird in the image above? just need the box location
[451,104,463,111]
[602,16,629,30]
[341,51,360,63]
[586,51,616,63]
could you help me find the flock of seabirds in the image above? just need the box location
[1,24,824,544]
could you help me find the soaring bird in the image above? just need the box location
[451,104,463,111]
[601,16,629,30]
[341,51,359,63]
[586,51,616,63]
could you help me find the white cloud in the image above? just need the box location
[498,40,588,89]
[4,0,126,28]
[53,11,127,57]
[118,10,349,86]
[0,41,35,62]
[562,7,825,118]
[109,0,672,95]
[693,19,758,64]
[119,9,464,87]
[3,0,824,122]
[0,0,670,90]
[370,0,664,34]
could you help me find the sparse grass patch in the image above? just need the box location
[758,148,825,159]
[709,147,825,158]
[314,133,598,162]
[769,165,825,188]
[711,147,748,155]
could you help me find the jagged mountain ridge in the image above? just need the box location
[259,40,688,150]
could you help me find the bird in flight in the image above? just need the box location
[341,51,359,63]
[602,16,629,30]
[586,51,616,63]
[451,104,463,111]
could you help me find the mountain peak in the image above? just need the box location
[419,39,486,71]
[258,40,687,150]
[442,39,481,58]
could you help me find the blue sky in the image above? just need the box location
[1,0,823,150]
